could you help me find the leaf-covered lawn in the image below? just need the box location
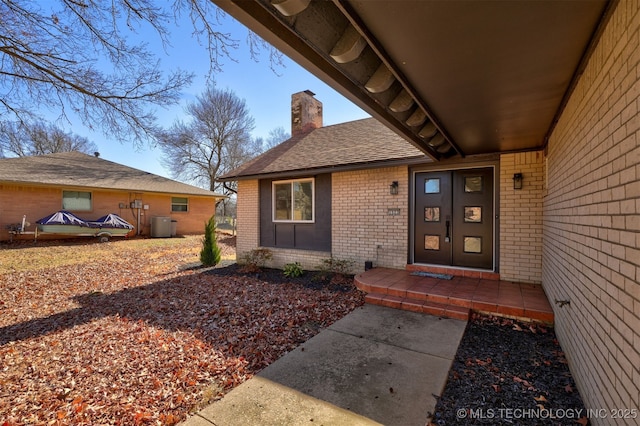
[0,235,365,425]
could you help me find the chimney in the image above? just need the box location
[291,90,322,136]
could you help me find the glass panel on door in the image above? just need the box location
[414,171,452,265]
[415,168,494,269]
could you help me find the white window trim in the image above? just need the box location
[272,178,315,223]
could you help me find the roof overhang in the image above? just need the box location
[221,155,431,181]
[213,0,611,161]
[0,179,226,199]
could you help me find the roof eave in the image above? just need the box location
[220,156,431,181]
[0,179,225,199]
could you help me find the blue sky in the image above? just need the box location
[55,8,369,180]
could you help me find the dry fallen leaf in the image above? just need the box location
[476,357,492,366]
[0,234,365,425]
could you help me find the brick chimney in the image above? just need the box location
[291,90,323,136]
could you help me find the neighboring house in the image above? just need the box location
[0,151,224,241]
[216,1,639,421]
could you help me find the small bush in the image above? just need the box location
[317,257,354,276]
[283,262,304,278]
[316,257,355,286]
[200,215,221,267]
[238,248,273,273]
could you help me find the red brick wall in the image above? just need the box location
[0,184,215,240]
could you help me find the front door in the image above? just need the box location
[414,168,494,269]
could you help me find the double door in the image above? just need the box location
[414,168,494,269]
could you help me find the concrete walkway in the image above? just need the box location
[181,304,467,426]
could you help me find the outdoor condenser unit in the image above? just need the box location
[150,216,172,238]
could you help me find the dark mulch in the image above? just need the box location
[431,313,588,425]
[206,263,356,292]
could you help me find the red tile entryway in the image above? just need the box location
[355,267,554,324]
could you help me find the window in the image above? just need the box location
[62,190,91,211]
[424,178,440,193]
[464,206,482,223]
[171,197,188,212]
[424,207,440,222]
[464,237,482,253]
[424,235,440,250]
[464,176,483,192]
[273,178,314,222]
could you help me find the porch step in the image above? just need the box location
[355,268,554,324]
[365,293,470,321]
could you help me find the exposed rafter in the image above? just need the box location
[215,0,608,159]
[227,0,458,160]
[331,0,461,158]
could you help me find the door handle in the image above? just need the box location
[445,220,450,243]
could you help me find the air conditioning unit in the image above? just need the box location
[150,216,171,238]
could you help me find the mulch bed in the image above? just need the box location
[206,263,356,292]
[431,313,588,425]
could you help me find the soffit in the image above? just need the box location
[214,0,609,160]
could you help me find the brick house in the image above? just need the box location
[0,151,224,240]
[226,90,541,279]
[224,90,437,271]
[216,0,639,422]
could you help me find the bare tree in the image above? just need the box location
[263,126,290,151]
[0,121,98,157]
[156,84,258,195]
[0,1,283,147]
[209,126,289,218]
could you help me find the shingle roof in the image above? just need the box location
[0,151,223,198]
[222,118,430,179]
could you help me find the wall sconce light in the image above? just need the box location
[513,173,523,190]
[389,181,399,195]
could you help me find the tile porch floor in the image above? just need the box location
[354,267,554,324]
